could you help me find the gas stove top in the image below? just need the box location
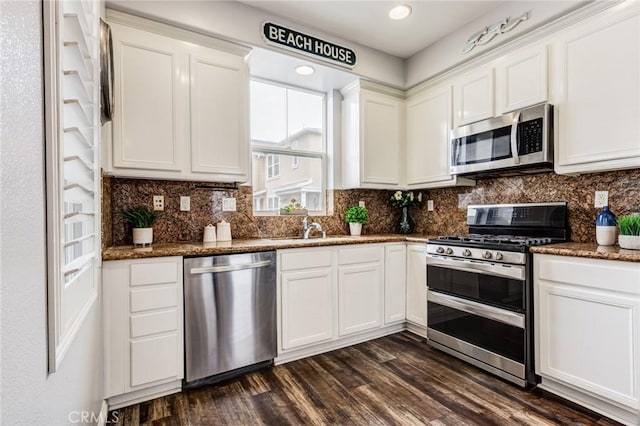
[432,234,554,247]
[427,202,569,259]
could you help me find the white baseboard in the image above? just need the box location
[107,380,182,410]
[539,377,639,426]
[97,400,109,426]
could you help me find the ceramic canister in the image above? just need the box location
[595,205,616,246]
[217,220,232,241]
[203,224,216,243]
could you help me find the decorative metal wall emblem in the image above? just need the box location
[462,12,529,54]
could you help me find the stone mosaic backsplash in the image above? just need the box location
[102,169,640,247]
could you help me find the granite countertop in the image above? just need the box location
[531,242,640,262]
[102,234,435,261]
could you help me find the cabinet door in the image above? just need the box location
[111,23,186,172]
[360,91,403,187]
[553,5,640,174]
[281,268,334,350]
[496,45,548,114]
[189,45,249,180]
[130,334,180,387]
[536,255,640,410]
[384,244,406,324]
[338,263,383,336]
[454,66,494,126]
[406,244,427,327]
[405,85,455,187]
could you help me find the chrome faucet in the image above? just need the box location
[302,216,326,239]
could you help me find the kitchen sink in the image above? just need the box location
[268,236,352,243]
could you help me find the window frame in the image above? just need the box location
[250,78,328,216]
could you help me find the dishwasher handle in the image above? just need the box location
[190,259,272,275]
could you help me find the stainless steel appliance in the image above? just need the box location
[450,103,553,177]
[184,251,277,386]
[426,202,568,387]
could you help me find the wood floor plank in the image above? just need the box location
[111,332,622,426]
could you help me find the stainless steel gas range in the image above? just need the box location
[426,202,568,387]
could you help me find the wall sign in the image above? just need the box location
[462,12,529,54]
[263,22,357,68]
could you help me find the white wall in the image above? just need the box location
[405,1,589,88]
[0,2,104,424]
[106,0,405,88]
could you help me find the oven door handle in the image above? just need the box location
[511,110,521,165]
[426,256,525,281]
[427,290,525,329]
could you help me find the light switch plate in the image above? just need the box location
[427,200,434,211]
[180,196,190,211]
[222,197,236,212]
[359,200,365,208]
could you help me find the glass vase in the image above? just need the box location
[397,206,416,234]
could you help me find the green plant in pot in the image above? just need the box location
[345,205,369,236]
[118,206,163,246]
[617,213,640,249]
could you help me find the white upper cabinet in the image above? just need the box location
[341,81,404,189]
[496,45,548,114]
[552,3,640,174]
[405,84,475,189]
[107,15,250,183]
[189,44,248,178]
[454,66,494,126]
[111,24,186,173]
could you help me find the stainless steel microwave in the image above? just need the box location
[450,103,553,177]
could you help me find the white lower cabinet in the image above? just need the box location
[337,245,384,336]
[276,243,405,363]
[103,257,184,409]
[280,267,334,350]
[406,243,427,330]
[384,244,407,324]
[535,254,640,425]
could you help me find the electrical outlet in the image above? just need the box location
[222,197,236,212]
[180,196,191,211]
[359,200,365,208]
[427,200,434,211]
[153,195,164,211]
[595,191,608,208]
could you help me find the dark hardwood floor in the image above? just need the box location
[112,332,620,425]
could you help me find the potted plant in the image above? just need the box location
[617,213,640,249]
[390,190,422,234]
[118,206,163,246]
[345,205,369,236]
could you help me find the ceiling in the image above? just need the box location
[239,0,504,58]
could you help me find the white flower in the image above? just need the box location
[409,192,414,201]
[418,192,423,202]
[394,191,402,200]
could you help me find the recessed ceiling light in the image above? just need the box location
[389,4,412,20]
[295,65,315,75]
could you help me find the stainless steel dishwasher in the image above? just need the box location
[183,251,276,386]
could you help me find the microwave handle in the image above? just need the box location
[510,110,521,164]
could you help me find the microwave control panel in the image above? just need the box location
[517,118,543,155]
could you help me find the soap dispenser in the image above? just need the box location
[596,205,616,246]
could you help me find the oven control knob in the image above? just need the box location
[462,249,472,257]
[445,248,454,255]
[495,252,504,261]
[482,250,492,259]
[436,246,445,254]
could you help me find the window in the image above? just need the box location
[266,154,280,179]
[250,80,326,214]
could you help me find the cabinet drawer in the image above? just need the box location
[338,245,382,265]
[130,334,180,387]
[130,284,177,313]
[280,249,333,271]
[130,309,178,338]
[130,261,178,286]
